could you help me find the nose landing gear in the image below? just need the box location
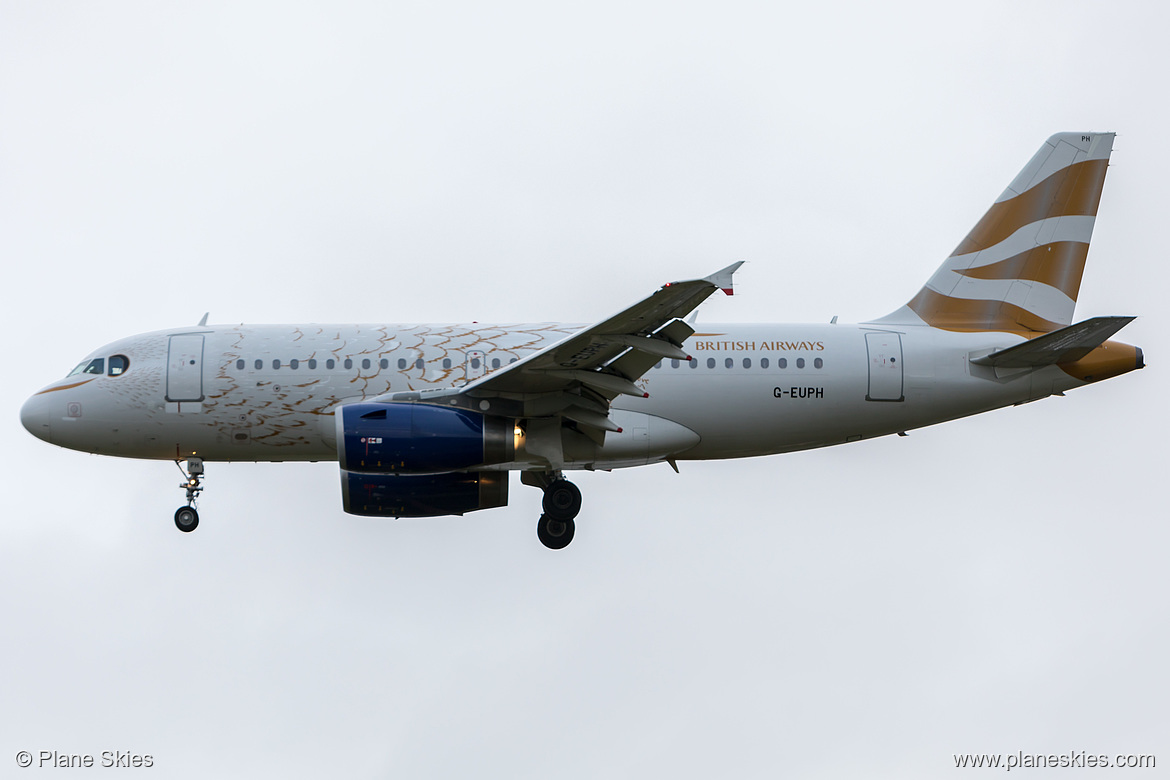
[174,458,204,533]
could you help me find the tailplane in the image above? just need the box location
[969,316,1135,367]
[878,132,1115,333]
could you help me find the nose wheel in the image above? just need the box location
[174,458,204,533]
[174,505,199,532]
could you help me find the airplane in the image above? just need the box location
[20,132,1144,549]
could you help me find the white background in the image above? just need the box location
[2,2,1166,777]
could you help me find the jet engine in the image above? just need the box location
[337,402,514,474]
[341,470,508,517]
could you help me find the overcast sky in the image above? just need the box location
[2,1,1166,777]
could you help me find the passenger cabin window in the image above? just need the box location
[814,357,824,369]
[236,359,245,370]
[108,355,129,376]
[796,358,806,369]
[344,359,353,369]
[380,359,388,369]
[362,359,371,369]
[308,359,317,369]
[415,358,424,369]
[326,359,335,369]
[273,359,281,369]
[442,358,452,369]
[254,359,263,370]
[492,358,501,369]
[706,358,716,369]
[725,358,733,369]
[397,359,406,369]
[290,359,299,370]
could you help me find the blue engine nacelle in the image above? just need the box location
[341,470,508,517]
[336,402,514,474]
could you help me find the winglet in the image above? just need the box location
[197,312,209,327]
[703,261,745,296]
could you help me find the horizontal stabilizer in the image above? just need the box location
[970,316,1136,368]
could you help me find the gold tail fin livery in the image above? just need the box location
[21,133,1144,548]
[882,132,1112,333]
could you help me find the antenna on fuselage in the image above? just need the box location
[197,312,209,327]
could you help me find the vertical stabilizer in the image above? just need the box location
[877,132,1115,333]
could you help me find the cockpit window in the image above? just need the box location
[108,355,129,376]
[68,358,105,377]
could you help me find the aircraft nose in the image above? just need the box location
[20,393,52,443]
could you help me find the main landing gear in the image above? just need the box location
[526,473,583,550]
[174,458,204,533]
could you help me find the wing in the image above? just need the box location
[375,262,744,441]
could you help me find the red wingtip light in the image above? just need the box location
[642,392,649,398]
[616,427,624,433]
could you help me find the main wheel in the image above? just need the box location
[537,514,575,550]
[174,506,200,533]
[542,479,582,522]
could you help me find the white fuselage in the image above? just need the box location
[21,321,1072,468]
